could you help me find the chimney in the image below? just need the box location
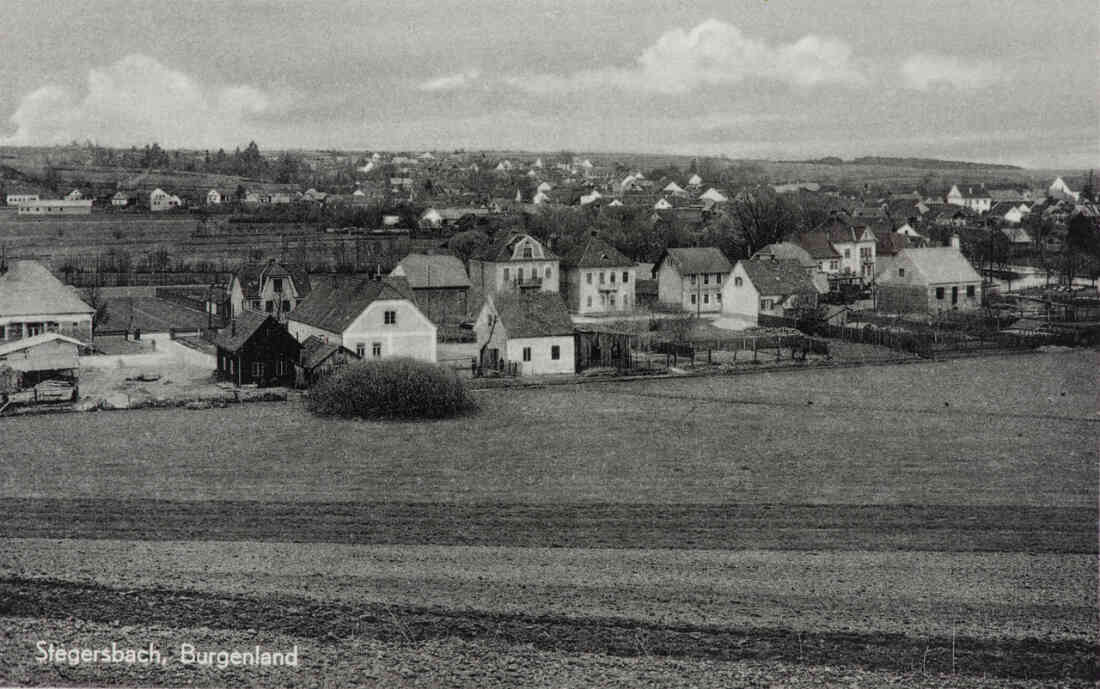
[950,234,960,250]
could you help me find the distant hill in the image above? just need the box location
[780,156,1022,171]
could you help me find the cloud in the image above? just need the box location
[900,53,1004,90]
[1,54,285,147]
[505,19,867,95]
[418,69,482,92]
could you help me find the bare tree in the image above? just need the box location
[727,189,801,258]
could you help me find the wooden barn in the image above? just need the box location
[574,328,638,372]
[211,311,299,386]
[295,335,360,387]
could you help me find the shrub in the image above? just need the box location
[306,358,477,420]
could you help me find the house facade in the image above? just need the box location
[560,236,637,315]
[228,261,311,321]
[475,292,574,376]
[946,185,992,213]
[655,247,732,313]
[468,233,560,295]
[875,246,983,314]
[17,199,92,215]
[286,276,437,362]
[212,311,300,387]
[149,188,181,212]
[0,260,94,343]
[389,253,472,326]
[799,219,877,282]
[6,193,39,206]
[723,258,818,326]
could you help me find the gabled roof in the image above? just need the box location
[233,261,311,299]
[752,242,815,269]
[288,276,416,335]
[658,247,732,275]
[796,231,842,259]
[898,247,982,285]
[298,335,353,370]
[491,292,574,339]
[813,218,873,243]
[210,310,270,352]
[0,332,90,358]
[738,258,817,297]
[561,236,635,269]
[0,260,94,317]
[476,233,558,262]
[875,231,913,256]
[391,254,472,289]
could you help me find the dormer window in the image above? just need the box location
[522,245,533,259]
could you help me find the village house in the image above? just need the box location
[206,189,224,205]
[0,259,94,342]
[722,257,819,327]
[946,185,992,213]
[111,190,139,207]
[0,332,89,391]
[468,232,560,295]
[5,193,39,206]
[1048,177,1080,202]
[753,242,829,293]
[228,260,311,321]
[475,291,575,376]
[149,188,181,212]
[699,187,728,204]
[874,240,983,314]
[560,236,637,315]
[798,218,876,282]
[389,253,472,326]
[17,199,93,215]
[654,247,732,314]
[286,276,437,362]
[211,311,300,387]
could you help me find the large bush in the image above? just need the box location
[306,358,476,420]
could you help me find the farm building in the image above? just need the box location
[294,335,360,387]
[111,190,139,207]
[0,259,94,343]
[574,328,637,371]
[875,244,983,314]
[475,292,575,376]
[228,260,311,321]
[389,254,472,327]
[654,247,732,314]
[211,311,300,386]
[723,258,818,327]
[287,276,437,362]
[468,233,560,295]
[560,236,637,315]
[0,333,88,387]
[17,199,92,215]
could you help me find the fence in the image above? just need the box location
[816,321,1075,358]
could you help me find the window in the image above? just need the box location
[936,287,945,300]
[898,268,905,277]
[716,293,722,302]
[586,296,592,307]
[716,273,722,284]
[522,246,533,258]
[522,347,532,362]
[586,272,592,284]
[372,342,382,358]
[690,294,697,305]
[829,260,839,271]
[545,267,551,278]
[9,323,21,339]
[251,300,262,311]
[265,301,274,313]
[272,278,283,292]
[356,343,366,358]
[251,362,264,379]
[551,345,560,360]
[761,299,772,311]
[844,248,851,258]
[384,310,396,325]
[610,272,615,284]
[0,326,5,340]
[734,276,743,287]
[282,300,291,312]
[610,294,616,306]
[951,286,959,305]
[517,267,524,281]
[622,271,629,283]
[503,267,510,281]
[689,274,696,285]
[703,294,709,304]
[703,274,710,285]
[599,271,605,284]
[966,285,976,297]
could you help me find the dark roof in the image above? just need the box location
[659,247,731,275]
[233,261,311,299]
[299,335,353,370]
[288,276,416,334]
[813,218,871,243]
[875,232,913,256]
[211,310,269,352]
[561,236,636,268]
[739,258,816,297]
[393,254,472,288]
[492,292,574,338]
[797,231,842,259]
[477,233,559,262]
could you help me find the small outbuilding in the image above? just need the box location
[211,311,300,386]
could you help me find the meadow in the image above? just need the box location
[0,350,1095,687]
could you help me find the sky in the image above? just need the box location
[1,0,1097,168]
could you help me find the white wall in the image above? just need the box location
[571,266,636,315]
[344,298,437,362]
[721,263,760,325]
[506,336,574,375]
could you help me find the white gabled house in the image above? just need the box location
[475,292,575,376]
[149,188,181,212]
[722,257,819,327]
[286,276,437,362]
[875,243,983,314]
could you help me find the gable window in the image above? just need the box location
[622,271,629,283]
[936,287,945,300]
[586,272,592,284]
[734,276,743,287]
[522,347,532,362]
[966,285,976,297]
[523,245,533,258]
[272,278,283,293]
[356,343,366,358]
[372,342,382,358]
[384,310,397,325]
[551,345,560,360]
[898,268,905,277]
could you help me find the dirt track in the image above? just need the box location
[0,578,1092,681]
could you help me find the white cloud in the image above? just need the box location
[505,19,867,95]
[417,69,482,92]
[900,53,1004,90]
[1,54,284,147]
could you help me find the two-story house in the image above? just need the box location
[560,236,637,315]
[798,219,876,283]
[468,233,560,294]
[723,257,819,327]
[474,291,574,375]
[946,185,992,214]
[654,247,732,314]
[228,261,312,321]
[286,276,437,362]
[149,188,181,212]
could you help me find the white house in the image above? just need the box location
[206,189,223,205]
[17,199,92,215]
[64,189,84,200]
[1048,177,1080,202]
[228,260,312,321]
[723,258,819,327]
[875,244,983,314]
[560,236,637,315]
[468,233,560,295]
[6,193,39,206]
[579,190,602,206]
[797,219,877,281]
[654,247,732,313]
[0,260,94,342]
[287,276,437,362]
[699,187,728,203]
[475,292,574,375]
[653,197,673,210]
[946,185,992,213]
[663,181,687,195]
[149,188,181,212]
[687,173,703,187]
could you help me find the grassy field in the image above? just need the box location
[0,350,1095,687]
